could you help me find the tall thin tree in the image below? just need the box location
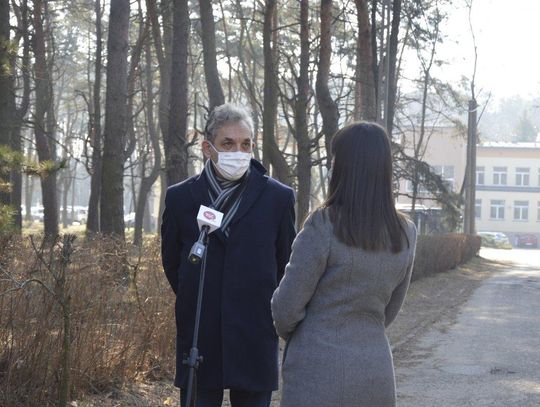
[386,0,402,134]
[262,0,291,185]
[294,0,311,226]
[0,0,13,207]
[133,32,161,246]
[316,0,339,167]
[10,0,30,230]
[86,0,103,235]
[353,0,376,121]
[33,0,59,236]
[100,0,130,238]
[166,0,190,186]
[198,0,225,109]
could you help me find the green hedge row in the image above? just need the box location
[412,234,481,281]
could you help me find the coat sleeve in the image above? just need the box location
[275,189,296,283]
[384,225,417,328]
[271,211,330,340]
[161,188,182,295]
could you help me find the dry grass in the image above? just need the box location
[0,231,481,406]
[0,234,176,406]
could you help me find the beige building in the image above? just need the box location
[475,142,540,244]
[396,128,540,245]
[396,126,467,208]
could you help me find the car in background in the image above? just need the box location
[477,231,512,249]
[30,206,44,222]
[515,234,538,248]
[124,212,136,228]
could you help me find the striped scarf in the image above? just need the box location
[203,159,250,237]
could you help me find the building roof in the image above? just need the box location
[478,141,540,149]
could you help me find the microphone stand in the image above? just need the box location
[182,227,210,407]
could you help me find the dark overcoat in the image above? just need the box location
[161,159,296,391]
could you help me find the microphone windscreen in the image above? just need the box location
[196,205,224,233]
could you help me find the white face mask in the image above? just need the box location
[209,143,252,181]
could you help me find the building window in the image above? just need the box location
[406,179,428,194]
[490,200,505,220]
[514,201,529,221]
[475,199,481,219]
[476,166,485,185]
[493,167,507,185]
[433,165,455,190]
[516,167,530,186]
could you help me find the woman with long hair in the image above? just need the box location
[271,122,417,407]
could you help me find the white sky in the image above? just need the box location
[429,0,540,102]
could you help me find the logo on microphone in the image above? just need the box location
[203,211,216,221]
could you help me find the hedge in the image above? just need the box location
[412,234,481,281]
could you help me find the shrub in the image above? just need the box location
[0,235,176,406]
[412,233,481,281]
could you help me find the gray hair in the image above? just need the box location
[204,103,254,142]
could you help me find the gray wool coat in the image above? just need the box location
[271,209,417,407]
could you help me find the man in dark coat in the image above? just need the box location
[161,103,296,407]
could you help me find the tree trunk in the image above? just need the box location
[147,0,171,225]
[386,0,402,134]
[262,0,291,185]
[198,0,225,109]
[86,0,103,235]
[61,161,70,228]
[166,0,190,186]
[24,171,33,222]
[354,0,377,121]
[234,0,261,159]
[147,0,172,182]
[10,0,29,229]
[134,39,161,246]
[100,0,130,239]
[295,0,311,227]
[0,0,13,205]
[7,0,29,230]
[33,0,58,236]
[124,10,149,164]
[316,0,339,167]
[371,0,379,106]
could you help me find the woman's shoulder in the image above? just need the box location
[299,208,333,239]
[304,207,331,228]
[398,215,417,249]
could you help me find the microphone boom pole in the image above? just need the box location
[183,229,209,407]
[181,206,223,407]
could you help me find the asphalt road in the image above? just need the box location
[396,248,540,406]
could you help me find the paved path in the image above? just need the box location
[396,248,540,406]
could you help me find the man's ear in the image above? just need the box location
[201,140,212,159]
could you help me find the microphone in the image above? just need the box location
[188,206,223,264]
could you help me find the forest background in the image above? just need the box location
[0,0,535,405]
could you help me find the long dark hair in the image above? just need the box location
[322,122,408,252]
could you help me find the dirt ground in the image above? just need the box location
[395,248,540,406]
[73,255,498,407]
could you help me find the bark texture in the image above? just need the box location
[316,0,339,166]
[262,0,291,185]
[354,0,377,121]
[100,0,131,238]
[198,0,225,109]
[295,0,311,226]
[33,0,59,236]
[165,0,190,186]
